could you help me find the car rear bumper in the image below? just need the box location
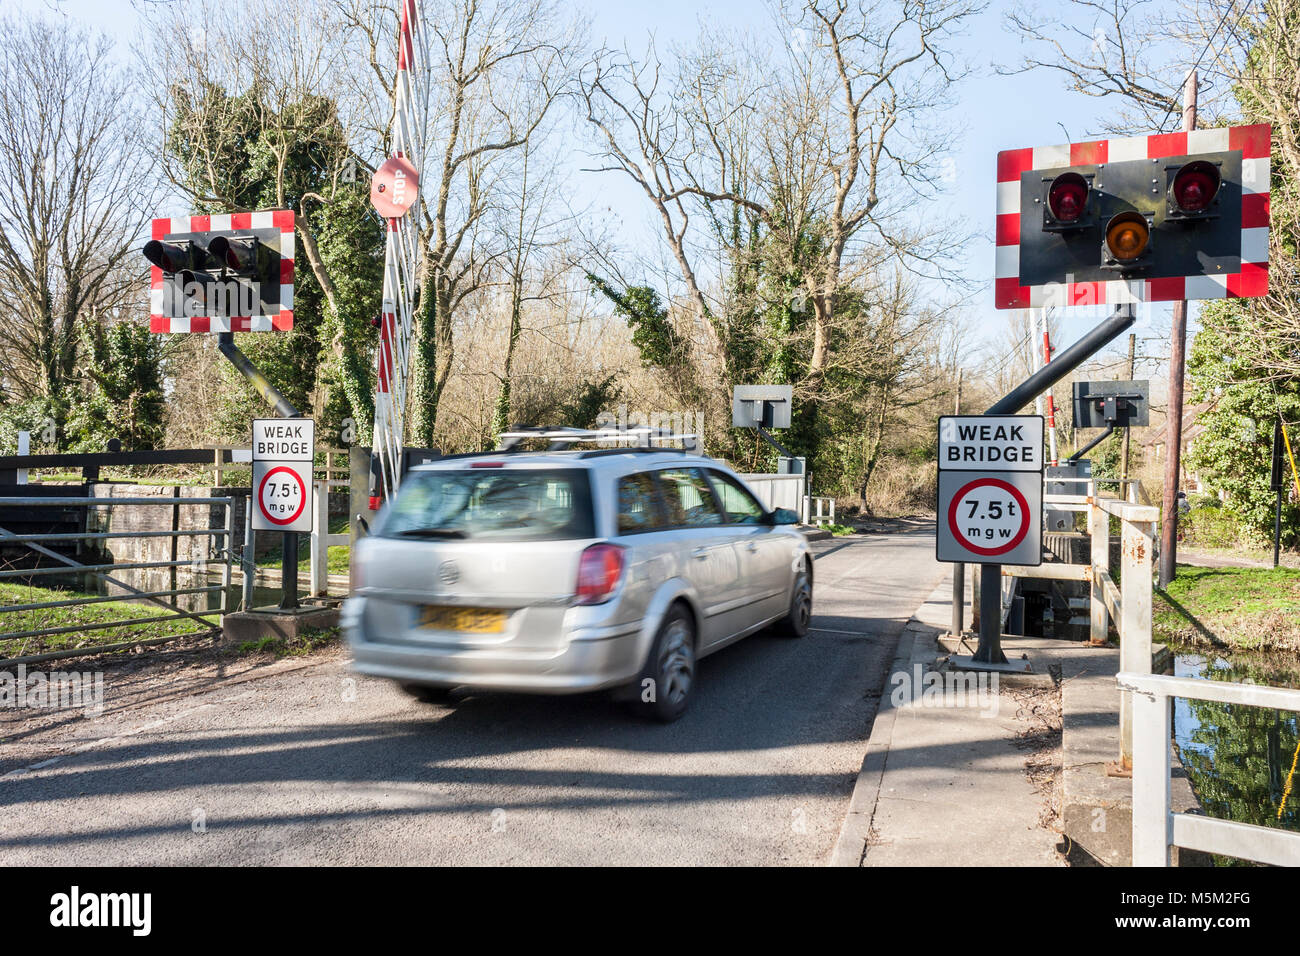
[341,597,645,694]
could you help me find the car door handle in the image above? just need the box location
[745,541,758,553]
[691,547,710,560]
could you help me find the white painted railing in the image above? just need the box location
[310,479,349,596]
[1117,671,1300,867]
[805,495,836,526]
[1003,487,1155,766]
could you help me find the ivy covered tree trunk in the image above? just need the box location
[491,273,524,440]
[410,248,439,449]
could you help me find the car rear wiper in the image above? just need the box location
[394,527,466,538]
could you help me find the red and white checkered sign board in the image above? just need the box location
[995,123,1271,309]
[148,209,295,333]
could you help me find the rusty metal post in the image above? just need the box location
[1090,499,1109,646]
[1119,515,1154,769]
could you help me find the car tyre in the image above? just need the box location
[630,604,696,723]
[399,682,456,704]
[775,563,812,638]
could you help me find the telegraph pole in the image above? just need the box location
[1159,70,1198,588]
[1122,332,1136,484]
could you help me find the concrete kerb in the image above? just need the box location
[828,618,916,866]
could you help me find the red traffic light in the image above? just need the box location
[1048,172,1089,224]
[1170,160,1221,214]
[142,239,192,273]
[208,235,258,274]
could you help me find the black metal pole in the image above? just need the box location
[217,332,300,419]
[1275,488,1283,569]
[280,531,299,610]
[952,562,965,637]
[975,304,1137,666]
[1068,423,1118,462]
[986,305,1136,416]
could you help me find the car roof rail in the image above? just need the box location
[497,425,699,452]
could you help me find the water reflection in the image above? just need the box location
[1173,654,1300,844]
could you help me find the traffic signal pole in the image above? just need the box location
[217,332,299,419]
[217,331,303,610]
[973,304,1137,665]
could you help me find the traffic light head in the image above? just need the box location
[995,123,1271,309]
[207,235,260,274]
[1168,160,1221,218]
[142,239,194,274]
[1103,211,1151,267]
[145,211,295,333]
[1045,172,1090,229]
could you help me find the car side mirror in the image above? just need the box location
[769,507,799,526]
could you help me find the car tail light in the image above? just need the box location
[1105,211,1150,262]
[1170,160,1220,213]
[575,543,625,605]
[1047,172,1088,223]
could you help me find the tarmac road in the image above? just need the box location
[0,527,942,866]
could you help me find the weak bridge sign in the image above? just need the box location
[936,415,1044,567]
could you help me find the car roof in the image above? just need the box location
[409,448,722,473]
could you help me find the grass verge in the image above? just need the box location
[1154,565,1300,655]
[0,581,216,660]
[234,625,341,658]
[260,517,350,575]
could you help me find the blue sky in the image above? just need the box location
[13,0,1189,361]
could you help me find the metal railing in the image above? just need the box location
[1118,671,1300,867]
[0,495,234,665]
[211,446,350,486]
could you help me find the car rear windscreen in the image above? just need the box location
[376,468,594,541]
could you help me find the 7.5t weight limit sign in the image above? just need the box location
[936,415,1043,567]
[252,418,314,533]
[939,472,1039,562]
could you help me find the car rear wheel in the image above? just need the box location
[630,604,696,723]
[775,564,812,638]
[399,682,456,704]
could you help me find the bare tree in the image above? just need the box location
[583,0,975,390]
[0,16,155,439]
[399,0,586,445]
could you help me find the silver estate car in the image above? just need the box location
[341,448,813,721]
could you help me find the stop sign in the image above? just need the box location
[370,155,420,219]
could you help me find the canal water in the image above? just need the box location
[1172,652,1300,856]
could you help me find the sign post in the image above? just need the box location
[252,418,315,610]
[937,415,1044,672]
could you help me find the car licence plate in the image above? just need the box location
[419,605,506,633]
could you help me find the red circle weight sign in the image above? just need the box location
[258,465,308,526]
[946,477,1031,557]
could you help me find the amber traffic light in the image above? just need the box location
[1104,212,1151,265]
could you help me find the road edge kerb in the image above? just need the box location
[827,611,923,867]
